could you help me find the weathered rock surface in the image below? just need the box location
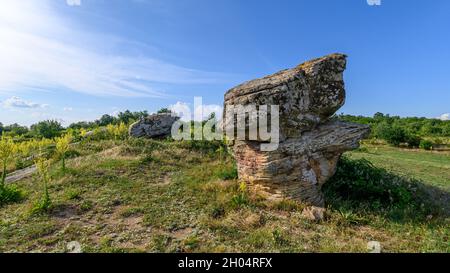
[225,53,348,141]
[223,53,370,206]
[301,206,326,222]
[129,113,179,138]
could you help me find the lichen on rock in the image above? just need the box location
[223,53,370,207]
[129,113,179,139]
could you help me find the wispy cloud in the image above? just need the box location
[2,96,48,109]
[66,0,82,6]
[169,101,222,121]
[438,113,449,121]
[0,1,229,98]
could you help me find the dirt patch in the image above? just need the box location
[97,146,138,160]
[171,227,194,240]
[52,204,80,219]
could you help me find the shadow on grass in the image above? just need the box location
[323,156,450,223]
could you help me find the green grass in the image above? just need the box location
[348,144,450,190]
[0,139,448,253]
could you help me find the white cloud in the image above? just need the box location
[196,104,223,121]
[169,102,192,121]
[2,96,48,109]
[438,113,449,121]
[169,101,222,121]
[0,1,230,98]
[66,0,81,6]
[63,107,73,112]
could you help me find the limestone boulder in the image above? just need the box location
[224,53,348,140]
[129,113,179,138]
[223,53,370,206]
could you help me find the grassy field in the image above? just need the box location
[348,144,450,190]
[0,139,448,253]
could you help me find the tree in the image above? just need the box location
[443,123,450,137]
[97,114,116,126]
[31,120,63,138]
[117,110,134,124]
[0,122,3,135]
[157,108,171,114]
[133,110,149,120]
[3,123,29,136]
[373,112,385,121]
[69,121,96,130]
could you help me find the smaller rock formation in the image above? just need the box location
[129,113,179,138]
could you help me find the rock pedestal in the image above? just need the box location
[223,54,370,206]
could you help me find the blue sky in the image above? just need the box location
[0,0,449,126]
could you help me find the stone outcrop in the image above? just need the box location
[223,53,370,206]
[129,113,179,138]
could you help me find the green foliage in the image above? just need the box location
[97,114,115,126]
[371,121,421,147]
[157,108,171,114]
[0,136,15,187]
[335,209,369,226]
[215,164,238,180]
[419,139,433,150]
[67,110,148,130]
[65,189,82,200]
[272,229,289,247]
[376,123,407,146]
[230,182,249,208]
[404,133,421,148]
[31,120,63,139]
[32,158,52,214]
[68,121,96,130]
[116,110,148,125]
[180,140,224,154]
[106,122,128,140]
[1,123,29,137]
[0,184,23,206]
[0,137,448,252]
[55,134,71,171]
[339,112,450,138]
[324,156,416,210]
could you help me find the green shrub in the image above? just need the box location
[272,229,289,247]
[0,185,23,206]
[65,189,82,200]
[404,134,421,148]
[32,158,52,214]
[30,120,63,139]
[181,140,223,154]
[230,182,249,208]
[375,123,406,146]
[419,139,433,150]
[374,122,421,147]
[323,157,415,210]
[215,164,238,180]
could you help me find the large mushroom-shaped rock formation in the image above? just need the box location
[223,53,370,206]
[129,113,179,138]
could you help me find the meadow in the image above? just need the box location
[0,133,448,252]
